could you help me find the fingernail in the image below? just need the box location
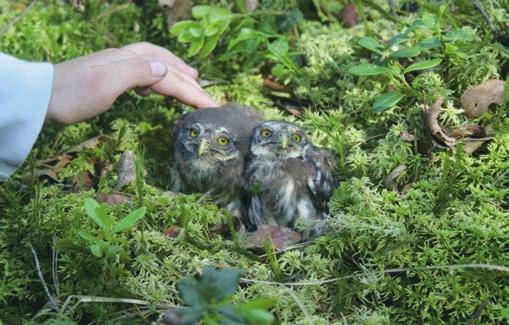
[150,61,167,77]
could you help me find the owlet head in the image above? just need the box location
[178,122,239,164]
[251,121,308,159]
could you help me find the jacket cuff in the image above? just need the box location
[0,54,54,180]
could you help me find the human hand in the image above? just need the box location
[46,42,217,124]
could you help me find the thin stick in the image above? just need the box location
[28,243,60,311]
[60,295,151,314]
[0,0,37,37]
[240,263,509,287]
[52,236,60,297]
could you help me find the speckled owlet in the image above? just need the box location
[242,121,336,234]
[171,103,263,215]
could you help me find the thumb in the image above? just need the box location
[96,57,167,97]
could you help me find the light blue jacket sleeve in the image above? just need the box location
[0,53,54,180]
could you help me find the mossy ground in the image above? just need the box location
[0,0,508,324]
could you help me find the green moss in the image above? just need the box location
[1,0,508,323]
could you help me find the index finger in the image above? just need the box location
[151,67,217,109]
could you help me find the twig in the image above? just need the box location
[60,295,152,314]
[240,263,509,287]
[0,0,37,37]
[28,243,60,311]
[52,236,60,297]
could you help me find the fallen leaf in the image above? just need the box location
[425,97,493,154]
[426,96,458,147]
[96,193,133,205]
[246,225,302,252]
[338,3,360,28]
[209,215,241,238]
[384,165,407,191]
[116,151,136,190]
[448,125,485,138]
[463,140,486,155]
[71,170,97,192]
[460,79,505,118]
[164,225,181,238]
[67,135,103,154]
[400,131,415,142]
[263,78,291,92]
[21,169,59,183]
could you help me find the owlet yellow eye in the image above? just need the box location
[190,128,199,137]
[261,128,272,138]
[217,136,230,146]
[293,133,302,142]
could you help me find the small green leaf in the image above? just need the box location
[372,91,405,112]
[198,34,220,58]
[78,230,100,243]
[388,34,410,47]
[204,24,219,37]
[192,5,213,19]
[112,207,146,233]
[209,7,232,22]
[227,28,256,50]
[189,25,204,38]
[404,58,442,73]
[90,244,103,258]
[444,29,476,42]
[178,30,197,43]
[421,14,436,29]
[358,37,383,53]
[391,46,421,58]
[348,64,389,76]
[187,37,204,57]
[267,39,289,58]
[241,298,276,310]
[240,309,274,323]
[178,277,203,308]
[84,198,112,229]
[419,36,441,49]
[170,20,198,36]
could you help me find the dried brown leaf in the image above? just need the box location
[96,193,133,205]
[67,135,102,154]
[22,169,59,182]
[209,215,241,238]
[400,131,415,142]
[338,4,360,28]
[116,151,136,190]
[71,170,96,192]
[460,79,505,118]
[384,165,407,191]
[164,225,181,238]
[246,225,302,252]
[426,96,457,147]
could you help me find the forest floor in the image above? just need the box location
[0,0,508,324]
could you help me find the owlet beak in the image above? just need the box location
[280,134,288,149]
[198,139,209,156]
